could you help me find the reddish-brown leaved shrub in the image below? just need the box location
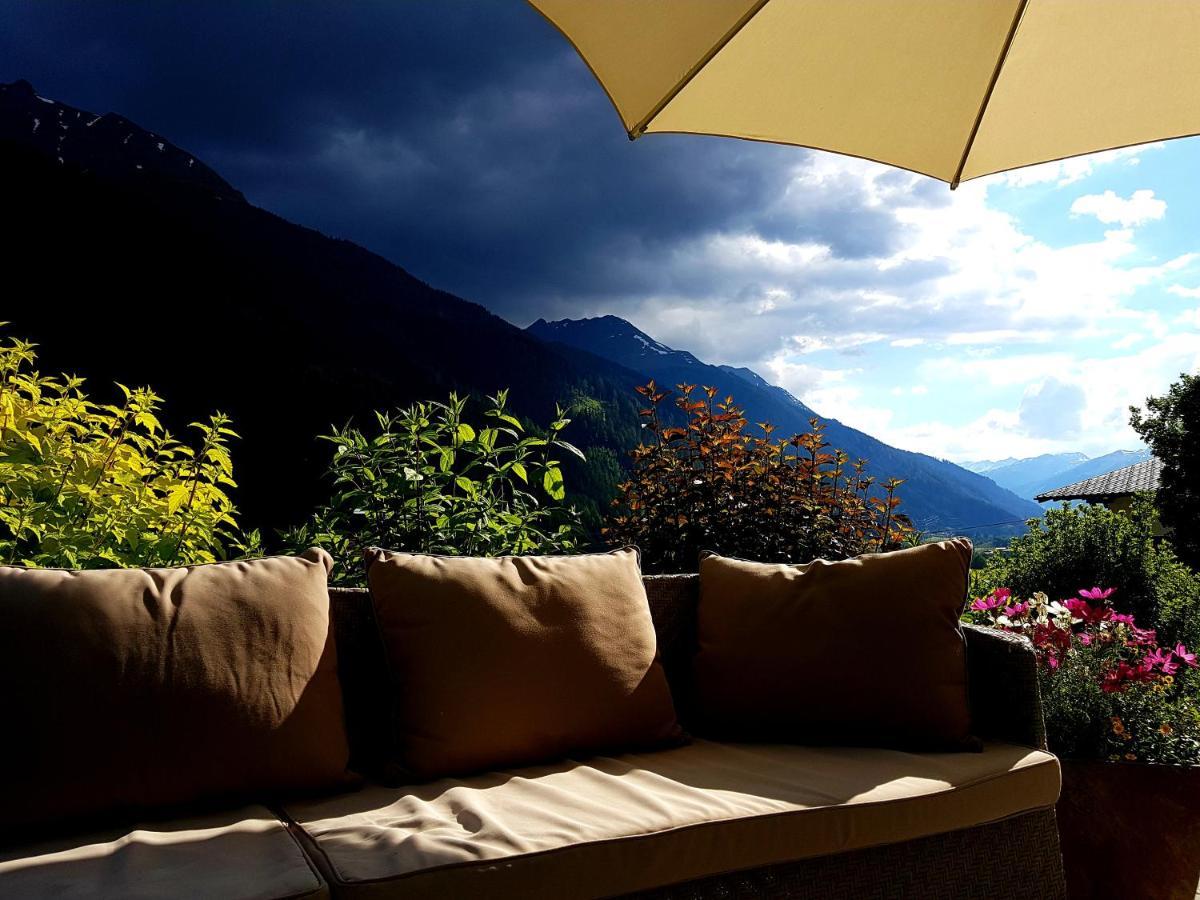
[603,382,915,573]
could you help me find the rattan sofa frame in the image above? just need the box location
[326,574,1067,900]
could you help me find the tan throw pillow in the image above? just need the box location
[366,547,684,779]
[694,540,974,749]
[0,549,354,836]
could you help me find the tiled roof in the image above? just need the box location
[1035,457,1163,502]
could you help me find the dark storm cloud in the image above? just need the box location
[3,0,923,330]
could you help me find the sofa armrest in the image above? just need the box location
[964,624,1048,750]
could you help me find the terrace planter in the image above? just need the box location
[1057,758,1200,900]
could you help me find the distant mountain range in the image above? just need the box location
[1,79,1039,541]
[963,449,1152,501]
[528,317,1041,535]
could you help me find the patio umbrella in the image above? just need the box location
[527,0,1200,188]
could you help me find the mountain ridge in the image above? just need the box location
[963,449,1152,501]
[527,316,1042,535]
[0,81,647,532]
[3,79,1039,540]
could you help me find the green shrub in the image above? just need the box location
[283,391,585,584]
[974,499,1200,647]
[603,382,915,573]
[0,331,254,568]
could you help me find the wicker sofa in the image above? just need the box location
[0,575,1066,899]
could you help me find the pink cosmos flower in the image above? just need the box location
[1175,644,1198,669]
[1109,613,1136,627]
[1144,648,1178,676]
[1032,624,1071,668]
[1103,661,1156,693]
[1079,587,1116,602]
[970,588,1012,613]
[1003,601,1030,618]
[1078,632,1093,646]
[1103,663,1136,693]
[1065,598,1110,625]
[1127,625,1158,647]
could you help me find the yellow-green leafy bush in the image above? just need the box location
[0,330,253,568]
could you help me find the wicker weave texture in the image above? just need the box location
[623,808,1066,900]
[964,624,1048,750]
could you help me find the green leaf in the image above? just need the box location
[167,486,192,515]
[511,462,528,483]
[543,467,565,501]
[554,440,586,462]
[457,423,476,443]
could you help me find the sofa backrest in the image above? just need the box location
[328,575,700,776]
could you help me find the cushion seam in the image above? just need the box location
[272,806,333,898]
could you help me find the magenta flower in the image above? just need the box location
[1144,647,1179,676]
[1003,601,1030,618]
[1032,623,1071,664]
[1127,625,1158,647]
[1065,598,1110,625]
[1103,660,1157,693]
[1103,662,1136,693]
[1079,587,1116,602]
[1109,613,1136,626]
[1175,643,1198,669]
[970,587,1011,613]
[1078,632,1093,646]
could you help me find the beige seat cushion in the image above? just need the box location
[284,739,1060,900]
[0,805,328,900]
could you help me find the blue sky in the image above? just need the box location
[741,141,1200,462]
[6,1,1198,463]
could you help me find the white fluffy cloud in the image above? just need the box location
[548,143,1198,461]
[1018,378,1087,439]
[997,144,1157,188]
[1070,189,1167,226]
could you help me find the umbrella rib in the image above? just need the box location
[950,0,1031,189]
[630,0,773,139]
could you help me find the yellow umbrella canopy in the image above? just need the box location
[528,0,1200,188]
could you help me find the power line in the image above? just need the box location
[920,517,1031,536]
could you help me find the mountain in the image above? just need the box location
[0,80,648,532]
[1,78,1040,543]
[527,316,1043,535]
[963,449,1152,501]
[962,453,1089,477]
[0,79,242,200]
[961,453,1091,497]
